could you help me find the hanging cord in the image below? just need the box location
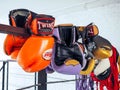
[17,76,90,90]
[76,75,94,90]
[77,75,88,90]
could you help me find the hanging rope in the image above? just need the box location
[76,75,94,90]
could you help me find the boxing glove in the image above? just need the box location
[30,14,55,36]
[17,36,54,72]
[3,35,28,59]
[91,46,119,90]
[17,14,55,72]
[3,9,33,59]
[51,24,88,75]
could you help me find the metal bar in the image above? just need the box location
[2,61,6,90]
[6,61,9,90]
[75,75,78,90]
[16,78,83,90]
[0,59,17,62]
[38,69,47,90]
[0,64,5,72]
[35,72,37,90]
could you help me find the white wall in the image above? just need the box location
[55,2,120,52]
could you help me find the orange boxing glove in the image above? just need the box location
[3,35,28,59]
[3,9,33,59]
[17,14,55,72]
[17,36,54,72]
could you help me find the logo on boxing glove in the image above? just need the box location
[37,20,54,35]
[38,21,54,30]
[42,49,52,60]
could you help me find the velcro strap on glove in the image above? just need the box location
[30,14,55,36]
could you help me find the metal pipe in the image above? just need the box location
[6,61,9,90]
[2,61,6,90]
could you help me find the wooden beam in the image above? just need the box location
[0,24,30,37]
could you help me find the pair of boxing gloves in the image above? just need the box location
[3,9,55,72]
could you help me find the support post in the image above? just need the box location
[2,61,6,90]
[37,69,47,90]
[6,61,9,90]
